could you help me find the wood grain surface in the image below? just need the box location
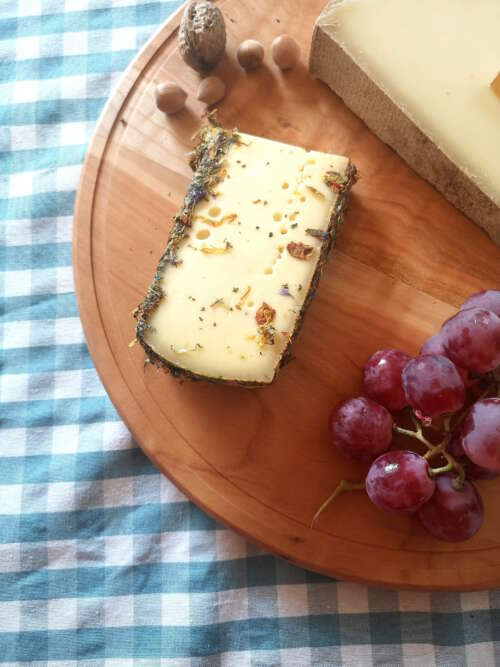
[73,0,500,590]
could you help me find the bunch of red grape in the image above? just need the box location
[314,290,500,542]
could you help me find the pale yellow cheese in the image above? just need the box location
[144,132,349,383]
[327,0,500,206]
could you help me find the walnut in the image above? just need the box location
[178,1,226,73]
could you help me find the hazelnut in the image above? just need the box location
[197,76,226,106]
[237,39,264,71]
[155,82,187,114]
[271,34,300,70]
[179,1,226,73]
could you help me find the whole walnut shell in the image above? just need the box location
[178,1,226,73]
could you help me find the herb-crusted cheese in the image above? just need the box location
[136,124,356,385]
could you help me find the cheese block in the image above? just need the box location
[310,0,500,245]
[134,120,357,386]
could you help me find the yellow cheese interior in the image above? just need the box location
[329,0,500,206]
[144,132,349,383]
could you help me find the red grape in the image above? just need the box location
[418,474,483,541]
[440,308,500,374]
[420,333,446,357]
[460,290,500,317]
[363,349,410,411]
[420,334,468,384]
[329,397,393,461]
[365,450,435,513]
[460,398,500,473]
[447,432,497,480]
[401,354,466,418]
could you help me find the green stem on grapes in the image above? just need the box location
[430,461,453,476]
[311,480,365,528]
[393,424,434,450]
[395,422,466,488]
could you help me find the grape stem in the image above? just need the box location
[311,480,365,528]
[393,417,466,489]
[393,424,434,450]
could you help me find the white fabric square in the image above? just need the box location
[465,642,495,667]
[60,74,88,100]
[52,424,80,455]
[104,595,135,627]
[280,648,312,665]
[55,216,74,243]
[9,125,38,152]
[1,320,31,350]
[0,373,29,403]
[221,652,252,667]
[18,0,42,16]
[0,543,21,573]
[277,584,309,617]
[402,643,437,666]
[104,534,134,567]
[0,485,22,515]
[161,593,190,626]
[2,270,30,298]
[0,428,26,458]
[47,482,76,513]
[15,35,40,61]
[336,582,369,614]
[56,164,82,191]
[56,265,75,294]
[217,587,249,623]
[53,369,82,400]
[460,590,491,611]
[340,644,374,666]
[62,31,88,57]
[3,219,32,246]
[0,601,20,632]
[111,27,137,51]
[160,530,190,563]
[60,121,89,146]
[102,476,134,507]
[54,317,84,346]
[12,80,38,104]
[216,529,248,561]
[48,597,78,630]
[65,0,91,11]
[9,171,33,198]
[103,421,135,451]
[160,474,186,503]
[47,540,78,570]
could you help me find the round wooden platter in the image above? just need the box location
[74,0,500,590]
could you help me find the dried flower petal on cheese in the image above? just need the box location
[286,242,314,260]
[255,302,276,326]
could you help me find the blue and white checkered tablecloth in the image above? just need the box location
[1,1,500,664]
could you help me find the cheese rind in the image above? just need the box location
[135,125,356,385]
[310,0,500,244]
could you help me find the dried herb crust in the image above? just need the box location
[134,118,358,386]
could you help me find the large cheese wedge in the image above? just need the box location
[134,120,357,386]
[310,0,500,245]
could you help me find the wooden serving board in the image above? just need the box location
[74,0,500,590]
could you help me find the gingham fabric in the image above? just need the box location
[1,1,499,665]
